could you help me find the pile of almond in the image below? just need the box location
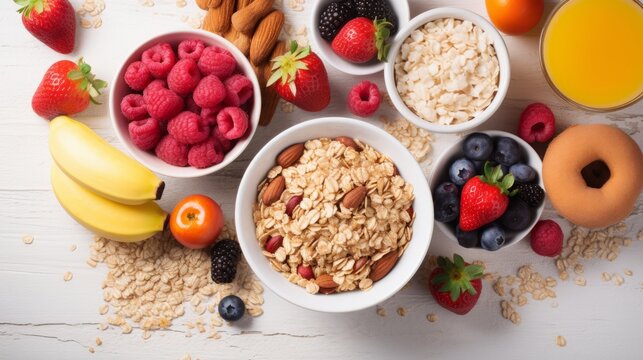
[197,0,285,126]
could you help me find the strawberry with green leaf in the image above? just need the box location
[267,41,330,112]
[32,58,107,119]
[429,254,484,315]
[459,162,517,231]
[15,0,76,54]
[331,17,392,63]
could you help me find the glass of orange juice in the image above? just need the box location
[540,0,643,111]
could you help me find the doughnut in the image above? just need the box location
[543,124,643,228]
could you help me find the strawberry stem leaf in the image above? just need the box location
[431,254,484,303]
[481,161,516,196]
[15,0,44,19]
[373,18,393,62]
[66,58,107,105]
[267,41,312,97]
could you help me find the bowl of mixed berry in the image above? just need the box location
[109,30,261,178]
[428,131,546,251]
[309,0,410,75]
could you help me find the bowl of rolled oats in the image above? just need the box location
[384,7,510,133]
[235,117,433,312]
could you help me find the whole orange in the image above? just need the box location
[170,194,224,249]
[485,0,544,35]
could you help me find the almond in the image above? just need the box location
[208,0,223,7]
[335,136,361,151]
[277,143,305,168]
[315,274,338,289]
[231,0,274,34]
[285,195,303,217]
[259,41,287,126]
[202,0,235,35]
[224,28,252,56]
[354,256,369,272]
[369,251,399,282]
[249,10,284,66]
[195,0,210,9]
[235,0,253,10]
[341,186,367,209]
[261,175,285,205]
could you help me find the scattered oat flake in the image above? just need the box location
[95,337,102,346]
[624,269,633,276]
[88,346,95,353]
[574,276,586,286]
[612,274,624,286]
[556,335,567,347]
[376,306,386,317]
[176,0,187,7]
[181,355,191,360]
[550,301,559,308]
[426,313,438,323]
[601,272,612,282]
[69,244,77,252]
[63,271,73,282]
[381,116,433,162]
[99,304,109,315]
[22,235,34,244]
[397,307,407,317]
[279,100,294,113]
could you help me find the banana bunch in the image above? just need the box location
[49,116,167,242]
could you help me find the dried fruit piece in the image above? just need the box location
[264,235,283,253]
[285,195,303,217]
[297,265,314,280]
[277,143,304,168]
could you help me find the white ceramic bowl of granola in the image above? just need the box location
[428,131,545,251]
[309,0,410,75]
[384,7,510,134]
[109,29,261,178]
[235,117,433,313]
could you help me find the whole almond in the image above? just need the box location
[265,235,283,253]
[259,41,287,126]
[315,274,338,289]
[354,256,369,272]
[249,10,284,66]
[277,143,305,168]
[231,0,273,34]
[285,195,303,217]
[335,136,361,151]
[202,0,235,34]
[261,175,285,205]
[341,186,367,209]
[369,252,398,282]
[196,0,210,9]
[208,0,223,7]
[319,287,336,295]
[235,0,254,10]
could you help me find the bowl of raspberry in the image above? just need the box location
[109,30,261,178]
[428,131,545,252]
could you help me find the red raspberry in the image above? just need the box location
[212,125,233,152]
[185,96,201,114]
[197,46,236,80]
[530,220,564,257]
[155,135,189,167]
[216,107,249,140]
[143,81,184,121]
[124,61,152,91]
[193,75,226,109]
[188,137,225,168]
[128,118,161,151]
[347,81,381,117]
[224,74,254,107]
[167,111,210,145]
[518,103,556,144]
[167,58,202,96]
[120,94,148,121]
[141,43,176,79]
[178,39,205,61]
[200,105,223,127]
[143,79,166,97]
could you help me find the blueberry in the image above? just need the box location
[509,163,536,183]
[463,133,494,161]
[473,160,485,174]
[434,182,459,200]
[218,295,245,321]
[455,226,479,248]
[500,199,532,231]
[487,161,509,175]
[480,224,506,251]
[449,158,476,186]
[492,137,521,166]
[434,195,459,223]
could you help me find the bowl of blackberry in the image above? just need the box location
[428,131,545,251]
[309,0,410,75]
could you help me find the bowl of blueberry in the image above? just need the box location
[309,0,410,75]
[429,131,545,251]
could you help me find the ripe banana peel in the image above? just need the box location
[48,115,164,205]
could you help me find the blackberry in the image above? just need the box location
[354,0,398,33]
[318,1,357,41]
[514,183,545,208]
[210,239,241,284]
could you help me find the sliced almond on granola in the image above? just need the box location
[369,251,398,282]
[341,186,367,209]
[277,143,305,168]
[261,175,285,205]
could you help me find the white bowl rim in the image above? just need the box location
[309,0,411,75]
[108,29,262,178]
[235,117,433,312]
[428,130,545,250]
[384,7,511,134]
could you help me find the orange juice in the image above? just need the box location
[542,0,643,110]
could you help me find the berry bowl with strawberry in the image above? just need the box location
[109,30,261,178]
[309,0,410,75]
[428,131,545,251]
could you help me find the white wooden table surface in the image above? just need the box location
[1,1,641,359]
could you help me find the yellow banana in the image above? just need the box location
[49,115,164,205]
[51,164,168,243]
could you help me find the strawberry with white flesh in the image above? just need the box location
[267,41,331,112]
[428,254,484,315]
[331,17,392,63]
[459,162,516,231]
[15,0,76,54]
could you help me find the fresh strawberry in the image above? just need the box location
[267,41,330,112]
[32,58,107,119]
[15,0,76,54]
[331,17,391,63]
[428,254,484,315]
[459,162,516,231]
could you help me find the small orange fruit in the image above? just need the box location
[485,0,544,35]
